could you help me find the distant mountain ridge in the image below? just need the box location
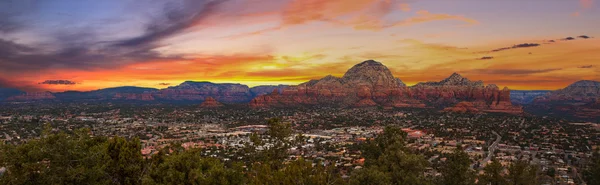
[0,60,523,114]
[1,82,288,104]
[527,80,600,121]
[2,60,598,121]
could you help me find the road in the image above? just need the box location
[481,131,501,167]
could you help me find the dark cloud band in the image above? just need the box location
[39,80,77,85]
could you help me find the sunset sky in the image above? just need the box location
[1,0,599,92]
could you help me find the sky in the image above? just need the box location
[0,0,599,92]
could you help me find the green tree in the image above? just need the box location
[350,126,431,185]
[0,127,109,185]
[244,118,294,167]
[478,159,507,185]
[248,158,343,185]
[583,150,600,185]
[349,167,392,185]
[144,149,245,185]
[244,118,344,185]
[104,136,145,185]
[545,167,555,178]
[506,160,537,185]
[439,148,476,185]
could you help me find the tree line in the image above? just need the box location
[1,118,599,185]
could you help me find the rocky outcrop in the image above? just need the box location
[250,60,523,114]
[200,97,224,108]
[6,92,56,101]
[250,85,289,96]
[113,93,155,101]
[151,81,253,102]
[415,72,483,87]
[342,60,404,88]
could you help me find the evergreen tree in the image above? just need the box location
[104,136,145,185]
[350,126,431,185]
[245,118,343,185]
[143,149,245,185]
[0,127,109,185]
[584,150,600,185]
[439,148,476,185]
[243,118,294,167]
[248,158,343,185]
[506,160,537,185]
[478,159,507,185]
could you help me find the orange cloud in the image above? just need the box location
[572,11,581,17]
[217,0,477,39]
[399,3,411,12]
[390,10,479,27]
[281,0,389,25]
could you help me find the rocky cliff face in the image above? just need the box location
[250,85,289,96]
[416,72,483,87]
[111,82,288,103]
[151,81,253,102]
[341,60,404,88]
[250,60,522,114]
[200,97,224,108]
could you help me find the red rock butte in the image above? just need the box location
[250,60,523,114]
[200,97,224,108]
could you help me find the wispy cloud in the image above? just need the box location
[39,80,77,85]
[114,0,230,48]
[491,43,540,52]
[388,10,479,27]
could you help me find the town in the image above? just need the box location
[1,103,599,184]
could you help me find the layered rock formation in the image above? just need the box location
[443,102,480,113]
[250,60,522,114]
[200,97,224,108]
[113,93,155,101]
[151,81,253,102]
[250,85,289,96]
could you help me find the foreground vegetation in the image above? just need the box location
[1,119,599,185]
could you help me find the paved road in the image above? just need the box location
[481,131,501,167]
